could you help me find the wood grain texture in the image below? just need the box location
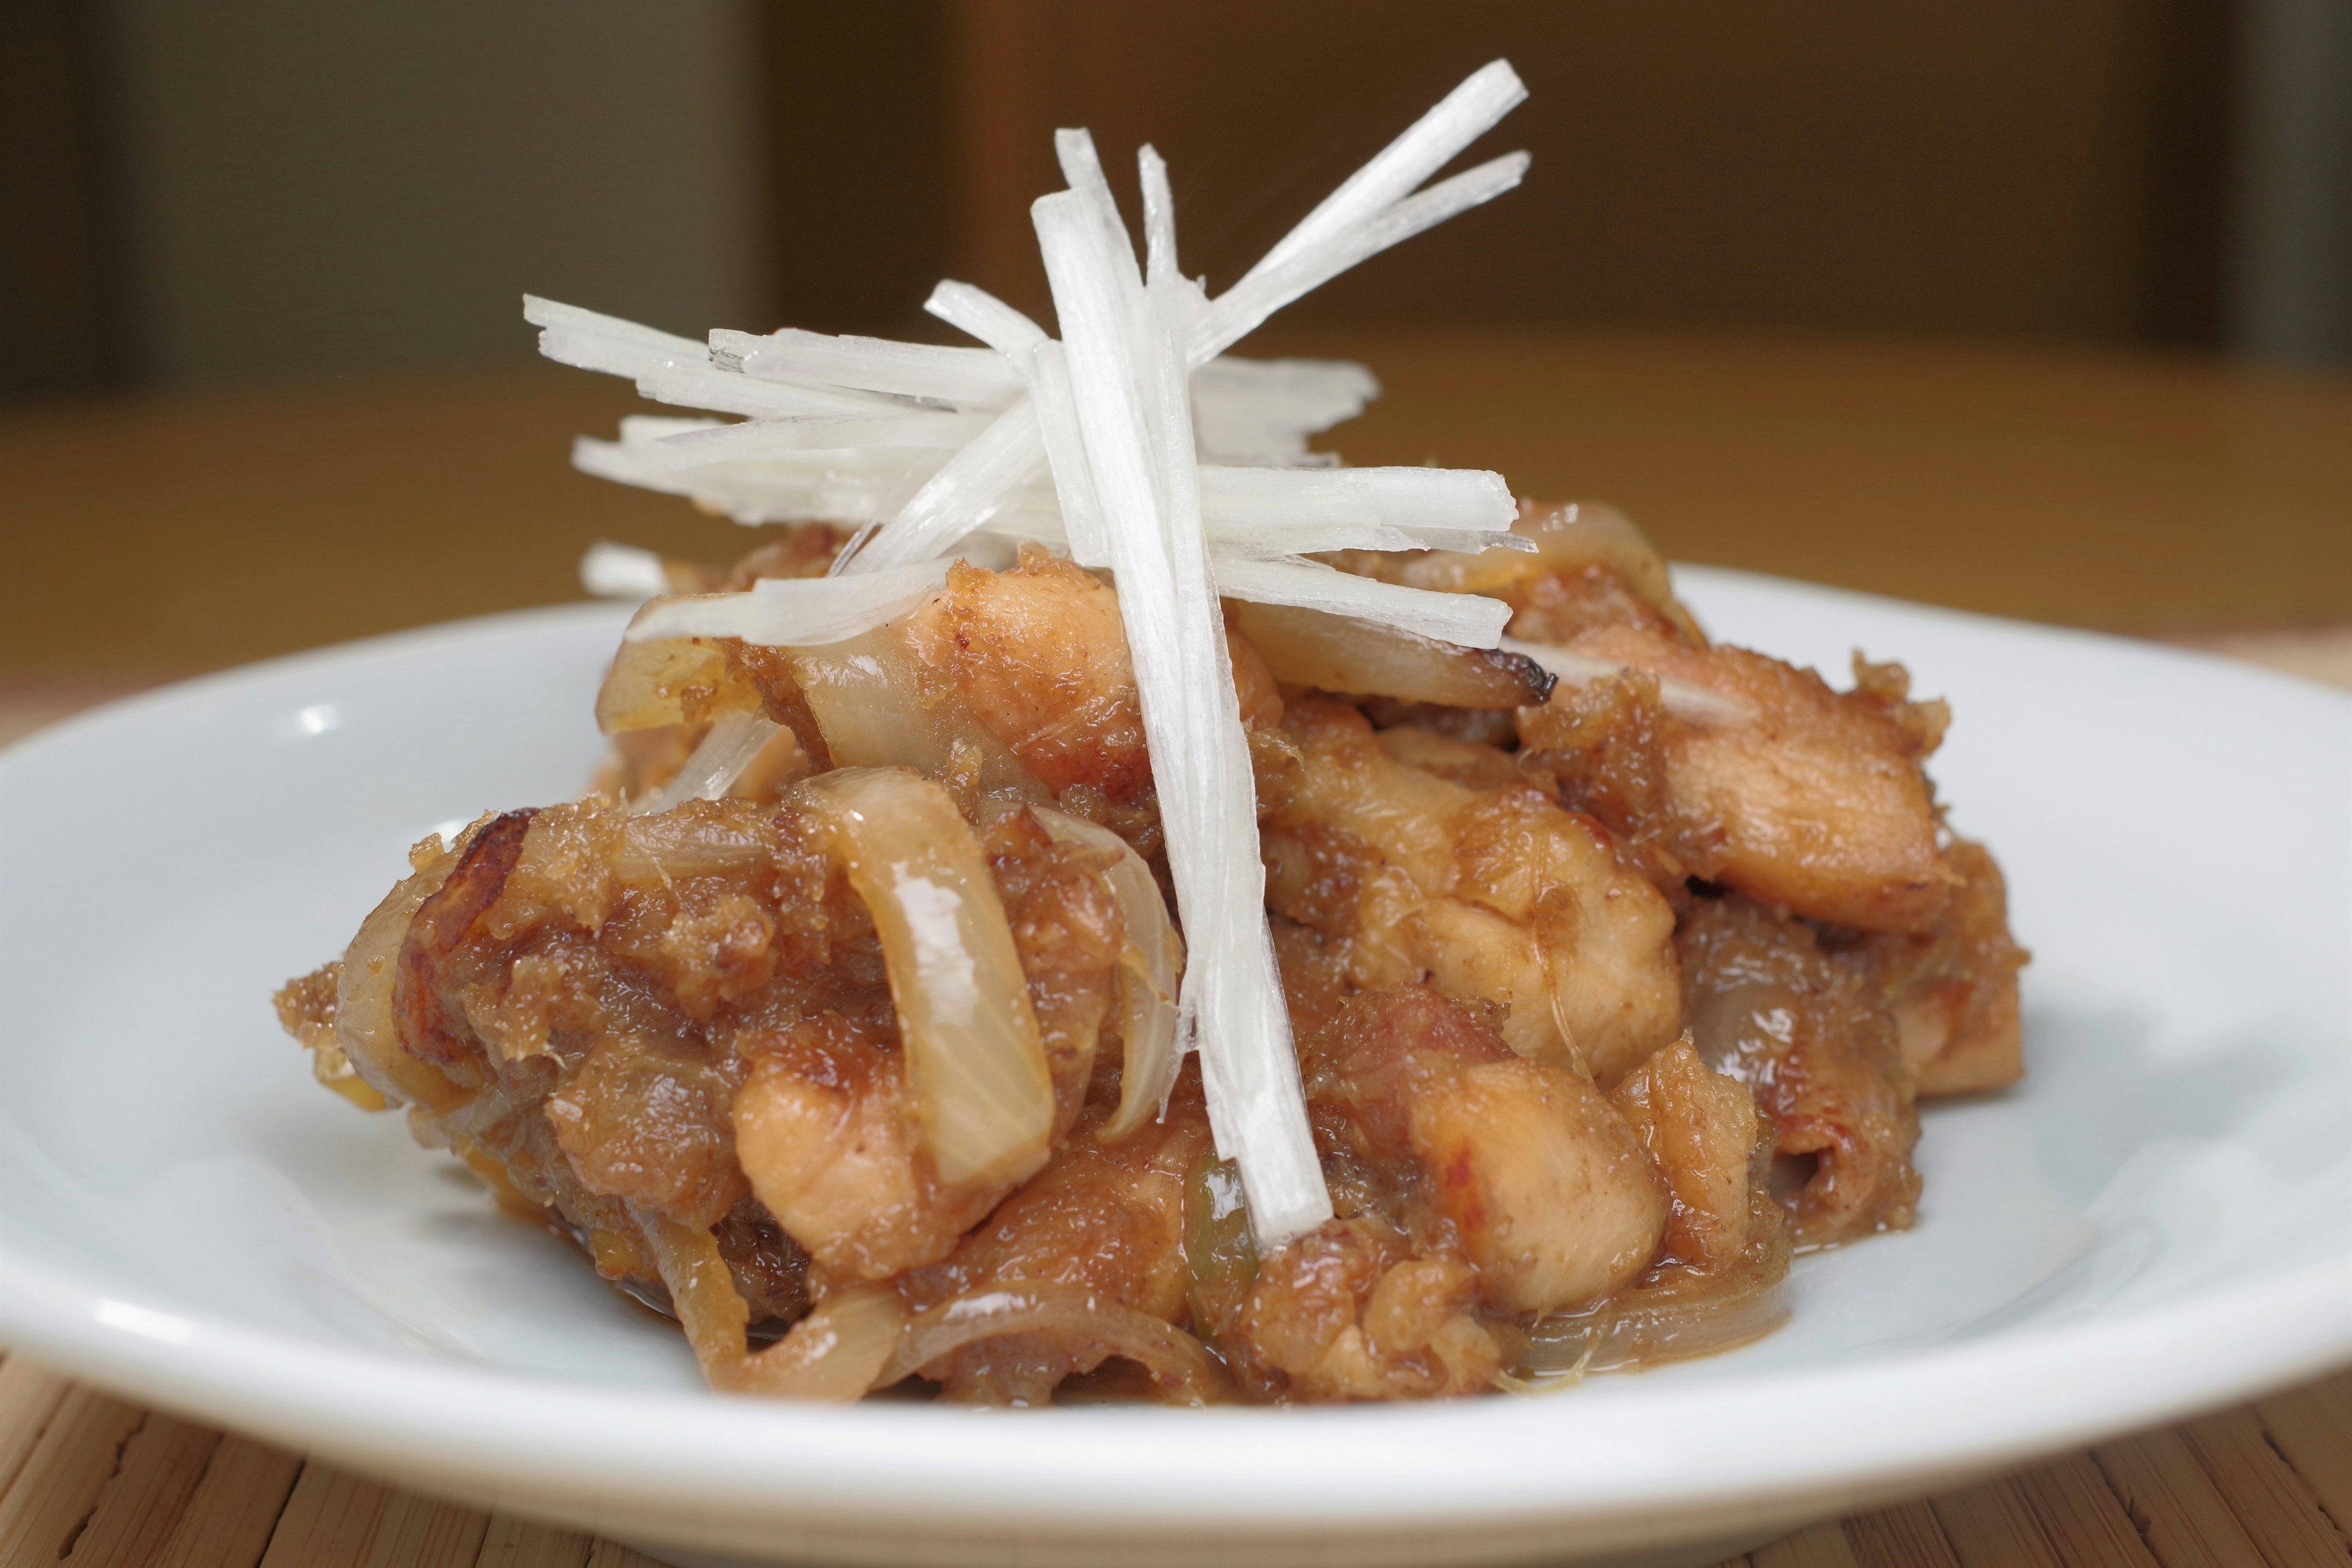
[0,1355,74,1498]
[58,1413,221,1568]
[151,1436,306,1568]
[2007,1455,2161,1567]
[2256,1378,2352,1545]
[1754,1518,1861,1567]
[2178,1409,2352,1566]
[2095,1428,2268,1568]
[1932,1476,2069,1567]
[0,1385,145,1564]
[1845,1500,1966,1568]
[473,1515,593,1568]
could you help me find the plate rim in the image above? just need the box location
[4,573,2348,1542]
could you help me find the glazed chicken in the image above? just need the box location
[277,505,2025,1403]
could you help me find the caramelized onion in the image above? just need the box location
[1035,808,1184,1140]
[595,635,765,734]
[1230,600,1553,708]
[879,1281,1227,1404]
[791,622,1044,801]
[638,1211,907,1398]
[1511,1254,1788,1383]
[334,842,473,1114]
[794,768,1054,1188]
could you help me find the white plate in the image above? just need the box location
[2,568,2347,1568]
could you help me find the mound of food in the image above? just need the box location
[274,63,2024,1404]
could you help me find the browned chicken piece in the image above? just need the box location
[1676,894,1921,1246]
[1520,636,1957,932]
[1837,839,2029,1095]
[1229,1218,1504,1402]
[282,786,1131,1355]
[1264,696,1682,1081]
[906,553,1153,803]
[1209,973,1691,1402]
[897,1095,1213,1403]
[1609,1040,1773,1274]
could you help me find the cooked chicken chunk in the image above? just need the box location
[1266,696,1681,1080]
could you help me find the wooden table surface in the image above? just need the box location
[1,334,2347,1567]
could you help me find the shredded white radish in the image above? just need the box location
[717,326,1026,409]
[579,541,671,601]
[625,561,951,646]
[924,281,1049,355]
[1215,556,1514,649]
[1035,159,1330,1248]
[530,61,1544,1247]
[1498,635,1761,725]
[645,412,992,465]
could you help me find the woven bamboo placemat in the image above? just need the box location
[2,628,2346,1568]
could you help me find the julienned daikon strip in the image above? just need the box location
[794,768,1054,1190]
[717,326,1027,409]
[1034,175,1330,1249]
[1239,59,1527,284]
[1498,635,1761,726]
[579,540,671,601]
[834,401,1046,576]
[573,438,948,526]
[925,281,1049,356]
[646,412,993,466]
[1213,555,1514,649]
[624,560,951,646]
[1194,152,1531,366]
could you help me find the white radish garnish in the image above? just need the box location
[579,540,672,601]
[625,561,951,646]
[534,60,1541,1250]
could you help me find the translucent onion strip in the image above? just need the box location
[630,712,783,815]
[795,767,1055,1189]
[1232,601,1555,709]
[1498,636,1760,726]
[878,1281,1226,1404]
[1035,808,1183,1140]
[636,1210,908,1399]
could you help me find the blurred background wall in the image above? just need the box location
[2,0,2347,402]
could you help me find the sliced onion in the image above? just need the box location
[880,1281,1226,1404]
[637,1210,907,1399]
[788,621,1044,802]
[594,636,763,735]
[1035,809,1183,1140]
[1513,1264,1787,1383]
[1230,600,1554,709]
[794,768,1055,1189]
[630,713,784,815]
[334,844,477,1115]
[1498,636,1757,726]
